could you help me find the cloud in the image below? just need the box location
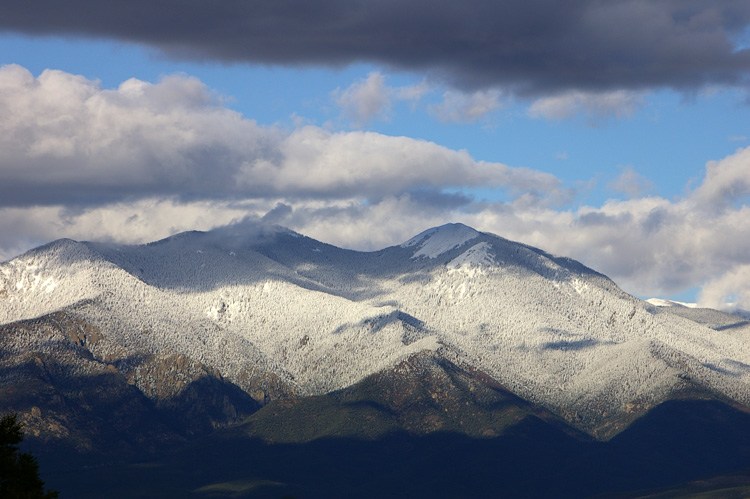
[699,265,750,311]
[278,148,750,302]
[253,126,567,200]
[500,149,750,300]
[607,166,654,198]
[0,198,256,261]
[734,25,750,52]
[2,1,749,96]
[395,80,430,101]
[2,147,750,310]
[0,65,275,205]
[2,65,750,312]
[692,146,750,207]
[528,90,646,122]
[333,72,430,126]
[405,188,473,209]
[261,202,294,224]
[429,89,505,123]
[333,72,392,126]
[0,65,566,206]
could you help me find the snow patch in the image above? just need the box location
[402,223,479,259]
[571,278,589,295]
[647,298,698,308]
[447,242,496,269]
[42,278,57,293]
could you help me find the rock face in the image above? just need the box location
[1,222,750,453]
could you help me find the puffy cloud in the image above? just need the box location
[0,65,565,206]
[333,72,392,126]
[491,149,750,302]
[333,72,430,126]
[692,146,750,207]
[607,166,654,198]
[528,90,645,122]
[239,126,565,200]
[0,198,261,261]
[699,265,750,311]
[429,90,504,123]
[0,65,275,205]
[2,1,750,96]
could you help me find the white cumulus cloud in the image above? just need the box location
[692,146,750,208]
[699,265,750,312]
[0,64,565,206]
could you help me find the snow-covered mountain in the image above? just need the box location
[3,222,750,437]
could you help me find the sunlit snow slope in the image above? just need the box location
[2,222,749,434]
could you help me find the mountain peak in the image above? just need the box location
[7,221,750,449]
[137,222,301,253]
[401,223,480,259]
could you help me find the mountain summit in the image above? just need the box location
[2,223,750,443]
[401,222,480,258]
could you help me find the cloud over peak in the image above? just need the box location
[1,63,750,313]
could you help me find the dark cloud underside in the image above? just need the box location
[3,0,750,93]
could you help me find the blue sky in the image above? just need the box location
[1,1,750,308]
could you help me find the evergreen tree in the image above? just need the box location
[0,413,58,499]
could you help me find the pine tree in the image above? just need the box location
[0,413,58,499]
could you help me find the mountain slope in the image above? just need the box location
[0,309,264,459]
[2,222,750,441]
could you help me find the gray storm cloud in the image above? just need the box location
[2,0,749,95]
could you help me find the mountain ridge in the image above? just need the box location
[3,222,750,443]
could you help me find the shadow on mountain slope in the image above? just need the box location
[28,350,750,498]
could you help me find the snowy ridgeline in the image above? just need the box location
[2,223,750,428]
